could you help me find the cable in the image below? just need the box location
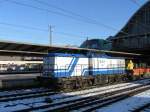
[54,31,85,38]
[0,23,107,39]
[129,0,150,29]
[34,0,113,30]
[34,0,129,35]
[130,0,141,6]
[34,0,86,19]
[6,0,128,35]
[0,22,48,32]
[5,0,98,25]
[0,21,91,39]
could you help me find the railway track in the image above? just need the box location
[12,79,150,112]
[0,79,149,112]
[132,103,150,112]
[0,79,147,103]
[0,88,58,102]
[77,85,150,112]
[0,88,52,98]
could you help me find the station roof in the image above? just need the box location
[0,40,49,56]
[0,40,145,57]
[115,1,150,37]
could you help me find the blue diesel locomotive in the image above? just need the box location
[43,53,125,77]
[40,53,129,90]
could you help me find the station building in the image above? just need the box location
[80,39,112,50]
[80,1,150,55]
[109,1,150,54]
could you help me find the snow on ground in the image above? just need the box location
[96,89,150,112]
[0,78,148,98]
[0,80,143,109]
[50,82,145,104]
[49,79,150,100]
[0,88,50,97]
[0,79,149,112]
[0,104,29,112]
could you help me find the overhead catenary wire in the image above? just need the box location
[0,0,111,39]
[6,0,128,35]
[0,22,48,32]
[129,0,150,29]
[0,21,97,39]
[130,0,141,6]
[55,31,84,38]
[34,0,128,35]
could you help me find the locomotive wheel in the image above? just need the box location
[108,75,115,83]
[83,78,90,88]
[100,75,108,84]
[94,76,100,85]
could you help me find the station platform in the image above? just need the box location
[0,73,41,89]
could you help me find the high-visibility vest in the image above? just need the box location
[127,60,134,70]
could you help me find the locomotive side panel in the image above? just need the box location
[91,58,125,75]
[43,56,74,77]
[43,53,89,77]
[43,53,126,78]
[71,57,89,76]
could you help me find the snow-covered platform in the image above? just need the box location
[96,89,150,112]
[0,73,41,89]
